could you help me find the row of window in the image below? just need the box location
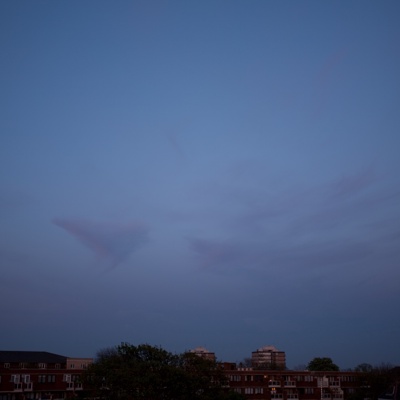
[3,362,89,369]
[1,374,82,384]
[231,388,346,398]
[38,375,56,383]
[11,382,33,391]
[228,375,358,383]
[233,387,265,395]
[3,363,60,369]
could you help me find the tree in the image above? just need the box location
[348,363,398,400]
[238,357,252,368]
[354,363,373,373]
[84,342,243,400]
[307,357,339,371]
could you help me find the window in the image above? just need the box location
[245,375,253,382]
[38,375,46,383]
[70,363,75,369]
[230,375,241,382]
[10,375,20,383]
[48,375,56,383]
[4,363,10,369]
[55,363,61,369]
[245,388,254,394]
[304,375,314,382]
[22,375,30,383]
[38,363,47,369]
[19,363,27,369]
[269,380,281,386]
[63,374,72,383]
[305,388,314,394]
[255,388,264,394]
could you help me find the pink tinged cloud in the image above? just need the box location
[53,218,149,267]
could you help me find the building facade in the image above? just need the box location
[0,351,92,400]
[189,347,216,362]
[252,345,286,369]
[222,364,361,400]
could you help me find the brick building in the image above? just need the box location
[221,363,361,400]
[0,351,92,400]
[189,347,216,362]
[251,345,286,369]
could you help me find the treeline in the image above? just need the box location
[82,342,245,400]
[350,363,400,400]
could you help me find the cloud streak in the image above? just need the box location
[53,218,149,268]
[185,168,400,281]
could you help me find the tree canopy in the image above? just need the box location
[348,363,399,400]
[84,342,245,400]
[307,357,339,371]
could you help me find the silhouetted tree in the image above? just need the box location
[307,357,339,371]
[349,363,398,400]
[238,357,252,368]
[84,342,244,400]
[354,363,373,373]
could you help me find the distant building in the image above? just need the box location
[251,345,286,369]
[190,347,216,362]
[0,350,92,399]
[66,357,92,370]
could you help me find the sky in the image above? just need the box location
[1,1,400,370]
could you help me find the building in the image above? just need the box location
[2,347,394,400]
[221,363,361,400]
[0,351,92,400]
[189,347,216,362]
[252,345,286,369]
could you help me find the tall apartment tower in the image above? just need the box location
[251,345,286,369]
[190,347,216,362]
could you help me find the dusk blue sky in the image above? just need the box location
[1,1,400,369]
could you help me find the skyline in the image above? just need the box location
[1,1,399,369]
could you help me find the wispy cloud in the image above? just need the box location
[185,167,400,280]
[329,168,375,198]
[53,218,149,268]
